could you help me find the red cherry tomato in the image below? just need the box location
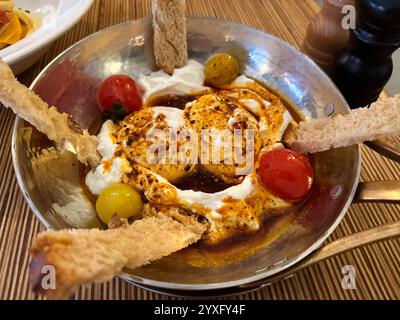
[258,148,314,202]
[97,75,142,116]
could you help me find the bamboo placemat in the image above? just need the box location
[0,0,399,300]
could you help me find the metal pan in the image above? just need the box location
[12,18,400,296]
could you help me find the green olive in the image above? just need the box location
[96,183,143,224]
[204,53,239,87]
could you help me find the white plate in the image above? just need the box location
[0,0,93,75]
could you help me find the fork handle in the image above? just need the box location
[354,181,400,203]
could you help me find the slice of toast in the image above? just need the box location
[30,210,206,299]
[152,0,188,74]
[285,95,400,153]
[0,59,100,166]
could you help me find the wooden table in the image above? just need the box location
[0,0,399,300]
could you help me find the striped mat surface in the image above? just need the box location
[0,0,399,300]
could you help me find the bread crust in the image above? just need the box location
[285,95,400,153]
[0,59,100,166]
[152,0,188,74]
[30,210,206,299]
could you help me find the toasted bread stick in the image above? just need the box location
[285,94,400,153]
[0,60,100,166]
[30,211,206,299]
[152,0,188,74]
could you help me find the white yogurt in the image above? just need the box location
[85,120,129,195]
[176,174,254,220]
[231,74,256,86]
[138,60,211,102]
[152,106,185,128]
[85,157,130,195]
[96,120,117,160]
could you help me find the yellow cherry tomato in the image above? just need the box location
[204,53,239,87]
[96,183,143,224]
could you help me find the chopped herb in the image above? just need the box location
[102,102,127,124]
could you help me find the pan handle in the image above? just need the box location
[239,220,400,290]
[239,181,400,290]
[354,181,400,203]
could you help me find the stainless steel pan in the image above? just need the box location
[12,18,400,297]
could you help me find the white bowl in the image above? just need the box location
[0,0,93,75]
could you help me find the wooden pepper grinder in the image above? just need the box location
[333,0,400,108]
[301,0,354,75]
